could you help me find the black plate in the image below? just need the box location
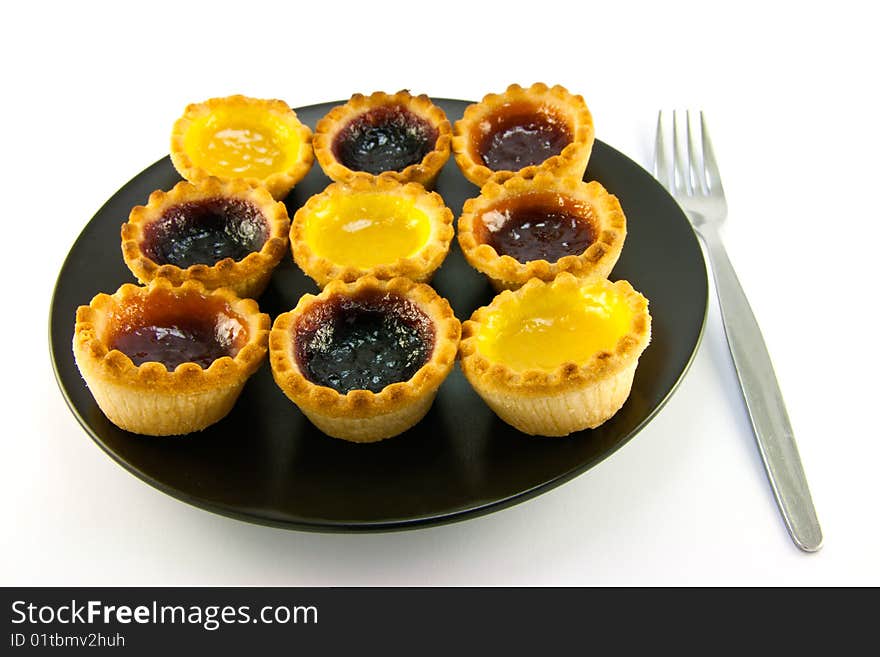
[49,99,708,532]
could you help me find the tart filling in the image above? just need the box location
[458,173,626,290]
[475,281,633,372]
[107,289,247,370]
[453,83,594,187]
[332,105,439,175]
[171,95,314,200]
[459,274,650,436]
[294,291,435,394]
[291,177,454,287]
[478,192,596,264]
[302,192,431,268]
[141,197,267,269]
[73,279,270,436]
[476,101,573,172]
[313,91,451,187]
[270,276,460,443]
[122,179,290,299]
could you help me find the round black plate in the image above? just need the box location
[50,99,708,532]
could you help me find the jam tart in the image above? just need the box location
[73,278,270,436]
[270,276,461,443]
[313,90,452,187]
[290,177,454,287]
[170,95,314,200]
[457,173,626,290]
[453,83,594,187]
[121,178,290,299]
[459,274,650,436]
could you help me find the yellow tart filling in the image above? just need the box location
[302,192,432,268]
[476,282,634,371]
[182,105,303,180]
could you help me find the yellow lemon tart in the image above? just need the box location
[290,177,454,287]
[313,90,452,187]
[270,276,460,442]
[453,83,594,187]
[73,278,270,436]
[460,274,650,436]
[170,95,314,200]
[121,178,290,299]
[458,173,626,290]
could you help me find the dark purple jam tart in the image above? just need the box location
[457,173,626,290]
[73,278,270,436]
[294,291,434,394]
[140,197,268,269]
[122,178,290,299]
[269,276,460,443]
[453,83,595,187]
[332,105,439,176]
[313,91,452,188]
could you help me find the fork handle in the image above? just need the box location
[698,222,822,552]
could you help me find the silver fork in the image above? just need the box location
[654,110,822,552]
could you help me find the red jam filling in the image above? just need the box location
[294,292,435,394]
[332,105,439,174]
[478,193,597,264]
[475,102,572,171]
[107,289,247,370]
[141,198,268,268]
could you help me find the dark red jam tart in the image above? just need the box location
[269,276,460,443]
[108,289,246,370]
[122,178,290,298]
[477,101,573,172]
[479,193,597,265]
[73,278,270,436]
[453,83,594,187]
[457,173,626,290]
[313,91,452,188]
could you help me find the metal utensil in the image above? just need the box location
[653,110,822,552]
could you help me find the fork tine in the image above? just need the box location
[700,111,725,198]
[687,110,707,194]
[672,110,690,196]
[653,111,670,189]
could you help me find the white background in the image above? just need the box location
[2,0,877,586]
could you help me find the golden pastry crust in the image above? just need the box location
[73,278,270,436]
[452,82,594,187]
[313,90,452,187]
[457,173,626,290]
[459,274,651,436]
[269,276,461,442]
[290,177,454,288]
[170,95,314,200]
[121,178,290,299]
